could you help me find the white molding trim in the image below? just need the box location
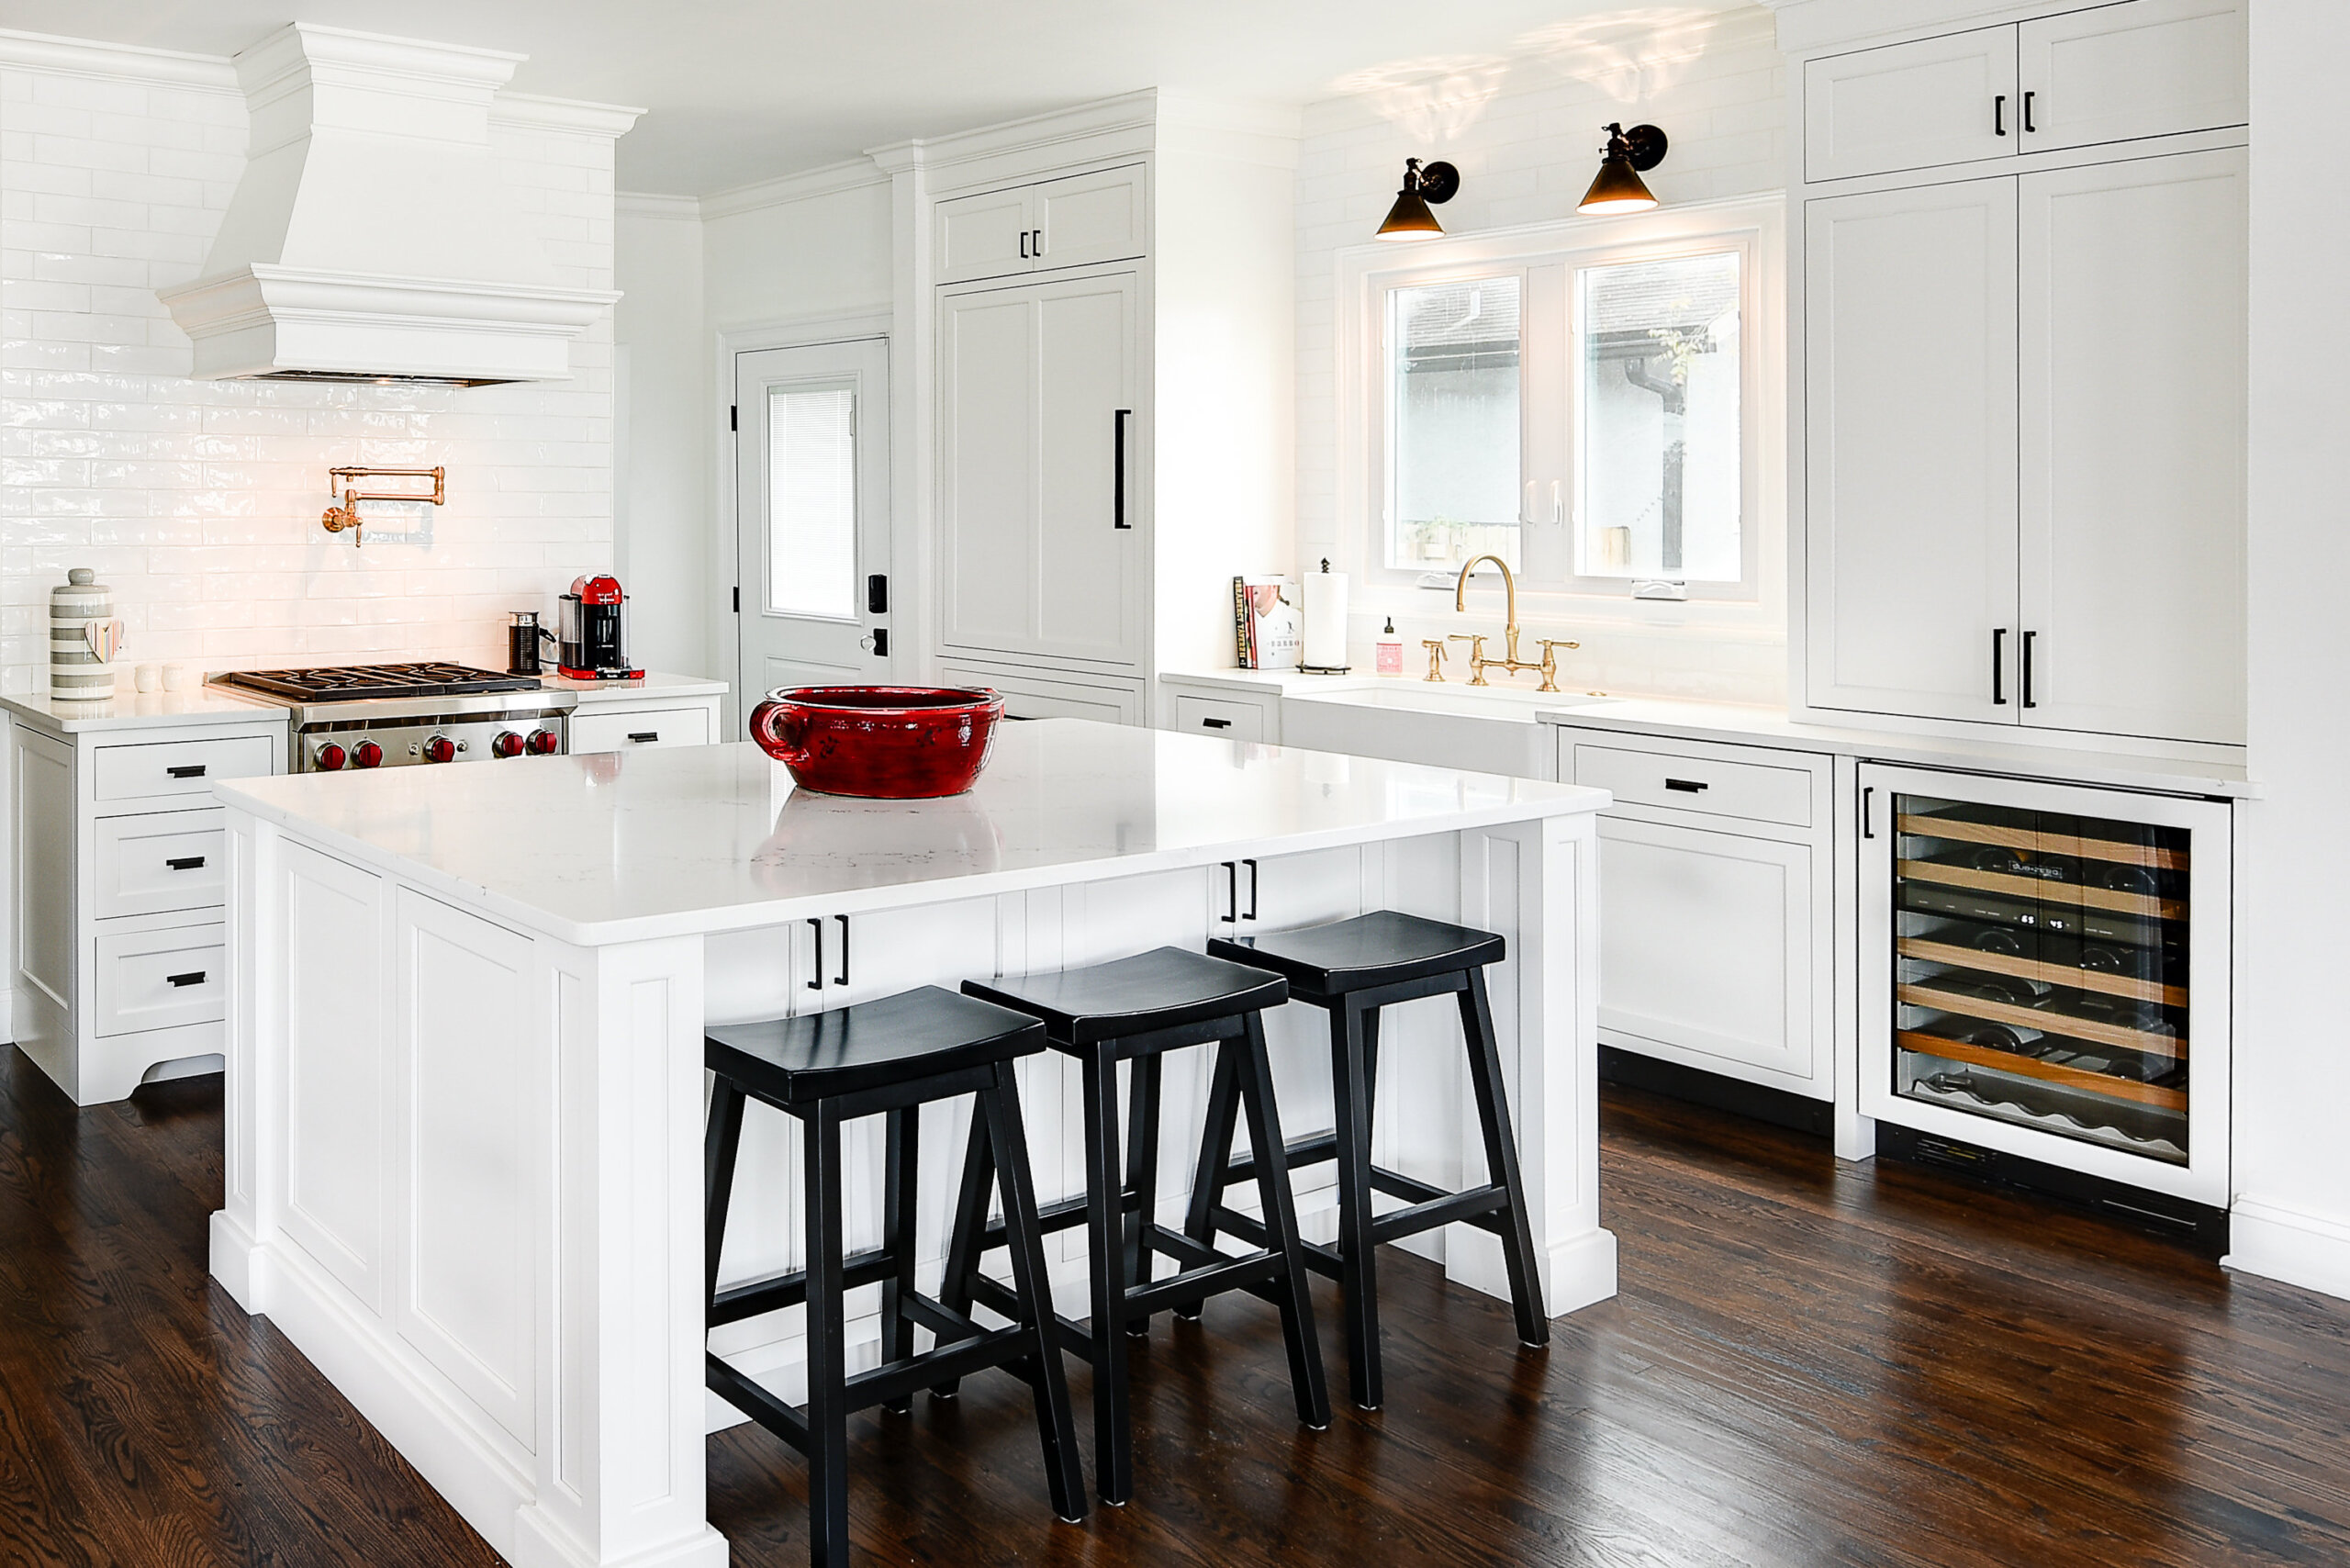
[867,87,1158,174]
[1769,0,2056,57]
[0,26,238,91]
[699,158,890,221]
[2225,1199,2350,1305]
[616,192,705,221]
[491,93,645,139]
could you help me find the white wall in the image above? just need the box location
[703,176,893,329]
[2226,0,2350,1299]
[1293,6,1788,702]
[614,198,711,677]
[0,44,621,688]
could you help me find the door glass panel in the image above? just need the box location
[1576,250,1741,581]
[1890,794,2190,1164]
[1386,275,1522,574]
[767,383,857,619]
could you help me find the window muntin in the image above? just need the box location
[1576,251,1742,584]
[766,382,857,619]
[1385,276,1523,575]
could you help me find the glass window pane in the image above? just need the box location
[767,383,857,619]
[1577,252,1740,582]
[1387,276,1521,573]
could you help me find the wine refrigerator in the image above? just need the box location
[1859,764,2231,1212]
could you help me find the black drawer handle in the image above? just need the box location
[1201,716,1231,730]
[807,918,824,991]
[627,731,660,744]
[164,856,207,871]
[167,765,207,779]
[166,970,207,988]
[1663,778,1709,794]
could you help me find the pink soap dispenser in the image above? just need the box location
[1374,617,1404,677]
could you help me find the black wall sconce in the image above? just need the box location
[1375,157,1460,241]
[1578,123,1668,216]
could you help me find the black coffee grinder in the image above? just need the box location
[507,610,554,676]
[557,575,643,681]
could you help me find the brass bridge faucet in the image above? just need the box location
[1449,554,1578,691]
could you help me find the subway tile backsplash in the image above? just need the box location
[0,55,618,693]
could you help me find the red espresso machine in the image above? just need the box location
[557,574,644,680]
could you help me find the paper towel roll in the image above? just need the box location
[1302,567,1348,670]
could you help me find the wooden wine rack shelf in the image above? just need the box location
[1897,859,2187,922]
[1897,937,2188,1009]
[1898,1030,2188,1114]
[1897,982,2185,1060]
[1897,813,2188,871]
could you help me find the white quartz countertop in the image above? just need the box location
[215,718,1608,946]
[2,669,726,736]
[549,671,730,703]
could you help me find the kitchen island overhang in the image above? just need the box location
[208,720,1614,1568]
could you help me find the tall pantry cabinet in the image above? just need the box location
[1796,0,2250,748]
[884,94,1299,721]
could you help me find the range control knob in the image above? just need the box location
[314,742,348,772]
[352,740,383,769]
[490,731,525,759]
[525,728,561,756]
[423,735,458,764]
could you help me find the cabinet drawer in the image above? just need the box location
[570,707,712,754]
[93,734,274,802]
[95,810,226,919]
[1172,695,1264,743]
[1573,743,1814,827]
[94,921,225,1036]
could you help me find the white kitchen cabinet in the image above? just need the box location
[934,185,1037,286]
[2016,148,2247,745]
[1171,694,1264,744]
[936,658,1143,723]
[933,163,1147,286]
[1802,0,2245,183]
[569,703,714,754]
[939,269,1145,669]
[1804,176,2020,724]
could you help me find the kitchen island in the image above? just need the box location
[207,719,1613,1568]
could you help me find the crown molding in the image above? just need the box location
[867,87,1160,174]
[1767,0,2046,56]
[491,93,645,138]
[0,27,238,92]
[617,191,704,221]
[699,157,890,220]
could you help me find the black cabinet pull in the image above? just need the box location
[166,970,206,988]
[834,913,850,987]
[164,856,207,871]
[1220,861,1237,924]
[1032,228,1043,257]
[2022,90,2037,133]
[807,917,824,991]
[1862,786,1876,840]
[167,764,207,779]
[1019,229,1029,260]
[627,731,660,744]
[2021,631,2038,709]
[1113,409,1132,530]
[1201,716,1231,730]
[1663,778,1708,794]
[1995,94,2008,136]
[1992,627,2009,705]
[1242,858,1259,921]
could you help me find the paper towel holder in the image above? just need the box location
[1299,557,1352,675]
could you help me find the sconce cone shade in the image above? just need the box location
[1376,157,1460,241]
[1579,123,1668,216]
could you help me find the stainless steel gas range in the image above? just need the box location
[209,662,577,773]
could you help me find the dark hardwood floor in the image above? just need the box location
[5,1042,2348,1567]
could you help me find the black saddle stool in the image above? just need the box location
[1203,911,1548,1411]
[703,985,1086,1568]
[948,946,1331,1506]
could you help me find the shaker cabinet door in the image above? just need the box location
[1804,178,2020,724]
[934,185,1037,286]
[1032,164,1147,272]
[1805,26,2018,182]
[938,286,1042,657]
[1033,272,1143,665]
[2017,149,2247,744]
[2017,0,2247,154]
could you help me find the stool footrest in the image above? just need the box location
[845,1324,1030,1412]
[708,1351,810,1450]
[709,1246,899,1327]
[976,1185,1144,1251]
[1225,1130,1338,1184]
[1372,1182,1511,1241]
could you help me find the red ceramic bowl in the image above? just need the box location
[748,686,1004,799]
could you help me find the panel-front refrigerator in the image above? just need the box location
[1858,764,2231,1217]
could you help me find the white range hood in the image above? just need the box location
[159,25,625,386]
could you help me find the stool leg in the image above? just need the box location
[703,1080,747,1324]
[1328,998,1383,1410]
[979,1064,1089,1524]
[932,1097,995,1399]
[1080,1050,1133,1505]
[1123,1055,1163,1337]
[878,1106,918,1414]
[1177,1040,1243,1321]
[802,1103,852,1568]
[1237,1011,1330,1430]
[1459,969,1550,1347]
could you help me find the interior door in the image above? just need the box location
[2017,0,2248,153]
[2017,148,2247,744]
[1804,25,2019,182]
[1805,177,2020,722]
[1035,270,1143,665]
[734,338,891,702]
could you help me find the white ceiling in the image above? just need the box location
[9,1,1758,196]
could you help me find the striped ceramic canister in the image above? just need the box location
[50,567,117,701]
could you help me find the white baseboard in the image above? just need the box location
[2223,1198,2350,1304]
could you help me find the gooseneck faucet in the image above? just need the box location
[1446,554,1577,691]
